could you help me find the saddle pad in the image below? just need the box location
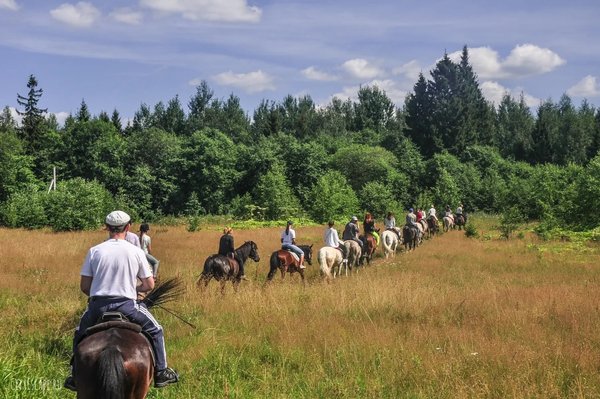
[284,250,300,262]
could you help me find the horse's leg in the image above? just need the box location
[220,279,227,295]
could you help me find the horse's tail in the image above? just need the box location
[382,232,393,253]
[267,251,280,280]
[97,347,126,399]
[317,248,330,276]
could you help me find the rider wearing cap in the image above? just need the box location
[342,216,364,252]
[64,210,179,391]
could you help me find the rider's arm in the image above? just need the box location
[80,276,93,296]
[137,276,155,293]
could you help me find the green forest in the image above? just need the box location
[1,47,599,234]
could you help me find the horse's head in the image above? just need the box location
[248,241,260,262]
[301,244,313,265]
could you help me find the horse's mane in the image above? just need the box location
[141,277,185,309]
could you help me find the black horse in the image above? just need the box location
[402,225,418,251]
[197,241,260,293]
[74,278,184,399]
[267,244,313,284]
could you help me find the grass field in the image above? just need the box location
[1,216,600,398]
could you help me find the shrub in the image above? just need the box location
[307,171,359,223]
[0,186,47,228]
[464,223,479,239]
[44,178,114,231]
[499,207,523,239]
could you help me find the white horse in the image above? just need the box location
[415,222,424,245]
[443,216,454,232]
[343,240,362,271]
[381,230,399,259]
[317,246,346,281]
[418,219,428,239]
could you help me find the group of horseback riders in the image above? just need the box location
[320,203,467,262]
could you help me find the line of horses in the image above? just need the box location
[197,213,468,290]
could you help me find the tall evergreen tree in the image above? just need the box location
[76,99,91,122]
[111,109,122,133]
[405,73,436,156]
[496,93,534,161]
[16,74,47,154]
[532,99,560,164]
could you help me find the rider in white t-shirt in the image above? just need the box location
[281,220,305,268]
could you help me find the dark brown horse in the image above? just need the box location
[74,279,184,399]
[455,214,466,230]
[360,234,377,265]
[267,245,313,284]
[402,225,418,251]
[427,216,439,238]
[197,241,260,293]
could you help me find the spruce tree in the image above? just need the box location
[16,74,47,154]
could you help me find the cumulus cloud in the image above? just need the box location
[212,70,275,93]
[50,2,100,28]
[7,108,70,127]
[567,75,600,97]
[53,111,70,127]
[449,44,565,79]
[110,8,143,25]
[342,58,383,80]
[332,79,407,105]
[301,66,338,81]
[0,0,19,11]
[392,60,422,81]
[140,0,261,23]
[480,81,540,107]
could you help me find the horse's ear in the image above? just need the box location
[310,244,313,248]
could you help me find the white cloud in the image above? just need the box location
[301,66,337,81]
[342,58,383,80]
[53,111,70,127]
[140,0,261,23]
[0,0,19,11]
[567,75,600,97]
[481,81,540,107]
[332,79,407,105]
[392,60,422,81]
[8,107,22,125]
[110,8,143,25]
[213,70,275,93]
[50,2,101,28]
[449,44,565,79]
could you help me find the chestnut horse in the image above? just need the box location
[74,278,183,399]
[427,216,439,238]
[361,234,377,265]
[267,245,313,284]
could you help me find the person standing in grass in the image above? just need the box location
[64,210,179,391]
[140,223,160,279]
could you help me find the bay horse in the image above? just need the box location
[381,230,398,259]
[197,241,260,293]
[74,278,184,399]
[360,234,377,265]
[402,225,418,251]
[343,240,362,271]
[317,246,345,281]
[455,214,466,230]
[267,244,313,284]
[427,216,439,238]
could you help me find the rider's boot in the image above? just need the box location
[155,367,179,388]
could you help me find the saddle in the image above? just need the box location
[81,312,156,365]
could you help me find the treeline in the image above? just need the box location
[1,47,600,232]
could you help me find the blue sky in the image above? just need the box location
[1,0,599,125]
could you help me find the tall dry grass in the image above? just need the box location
[1,218,600,398]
